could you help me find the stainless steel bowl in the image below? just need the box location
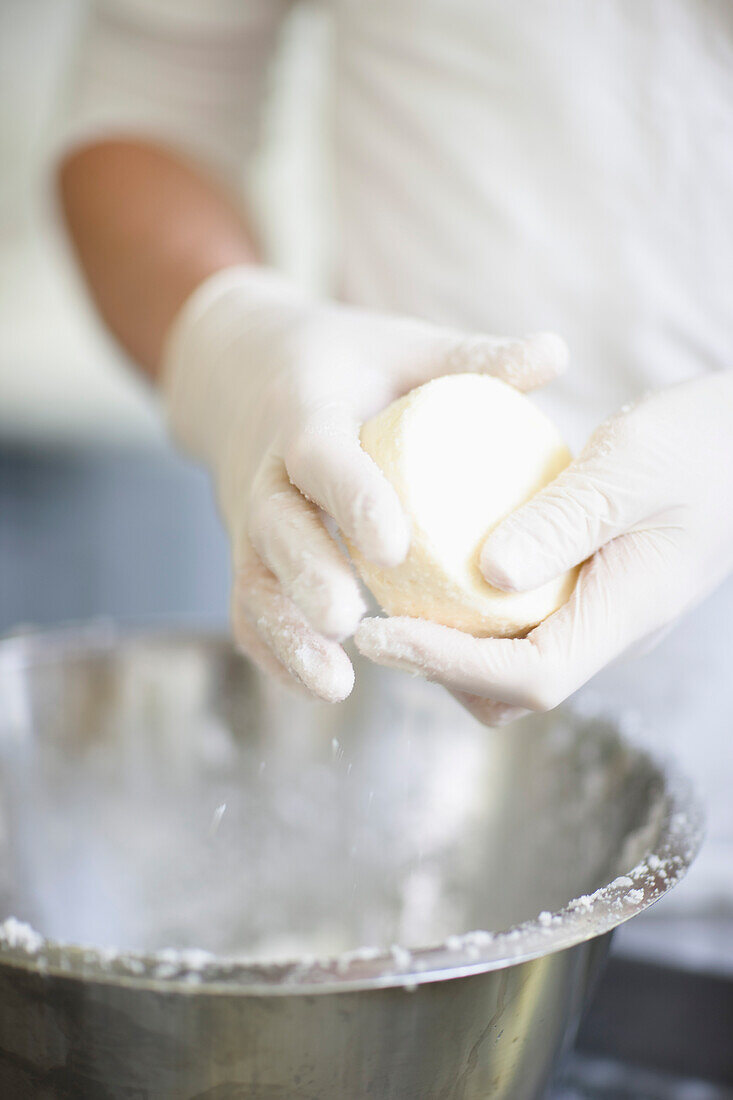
[0,626,702,1099]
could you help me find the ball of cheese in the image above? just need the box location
[350,374,577,638]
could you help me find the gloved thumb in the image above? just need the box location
[480,427,651,592]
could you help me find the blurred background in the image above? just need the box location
[0,0,328,634]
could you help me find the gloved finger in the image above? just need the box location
[230,609,314,700]
[408,330,568,393]
[248,455,366,640]
[284,404,410,568]
[356,529,679,710]
[449,689,529,728]
[232,544,355,703]
[480,417,654,592]
[355,615,535,707]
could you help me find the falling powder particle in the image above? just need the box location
[207,803,227,839]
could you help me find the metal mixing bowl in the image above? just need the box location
[0,626,702,1099]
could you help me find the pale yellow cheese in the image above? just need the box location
[350,374,577,637]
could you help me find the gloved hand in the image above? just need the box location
[163,265,567,702]
[356,372,733,725]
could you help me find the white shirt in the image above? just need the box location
[64,0,733,908]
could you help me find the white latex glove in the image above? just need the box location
[163,265,567,702]
[356,372,733,725]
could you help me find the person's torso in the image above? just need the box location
[330,0,733,441]
[327,0,733,907]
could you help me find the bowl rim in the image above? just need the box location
[0,621,705,996]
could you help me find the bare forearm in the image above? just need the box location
[58,140,258,379]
